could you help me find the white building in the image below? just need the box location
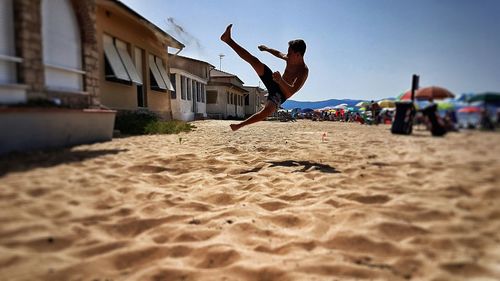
[243,86,267,117]
[206,69,247,119]
[169,54,213,121]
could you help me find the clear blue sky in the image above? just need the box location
[121,0,500,101]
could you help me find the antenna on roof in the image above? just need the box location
[219,54,225,70]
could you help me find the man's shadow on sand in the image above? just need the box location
[241,160,340,174]
[0,148,128,177]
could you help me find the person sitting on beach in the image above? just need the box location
[220,24,309,131]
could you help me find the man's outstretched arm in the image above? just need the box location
[258,45,287,60]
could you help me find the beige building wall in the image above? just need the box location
[96,3,174,119]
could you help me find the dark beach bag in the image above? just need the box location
[391,102,415,135]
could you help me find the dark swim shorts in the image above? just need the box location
[259,65,287,107]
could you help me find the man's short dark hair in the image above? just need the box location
[288,39,306,56]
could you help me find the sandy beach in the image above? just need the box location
[0,120,499,281]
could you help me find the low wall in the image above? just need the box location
[0,108,116,155]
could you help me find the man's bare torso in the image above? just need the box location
[283,62,309,98]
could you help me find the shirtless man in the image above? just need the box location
[220,24,309,131]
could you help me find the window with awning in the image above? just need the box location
[103,35,143,86]
[155,56,174,91]
[103,35,130,82]
[149,55,175,92]
[115,39,142,84]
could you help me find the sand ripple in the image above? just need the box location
[1,120,499,280]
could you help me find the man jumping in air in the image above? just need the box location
[220,24,309,131]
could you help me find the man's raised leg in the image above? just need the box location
[221,24,265,76]
[230,102,277,131]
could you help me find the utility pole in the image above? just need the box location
[219,54,225,70]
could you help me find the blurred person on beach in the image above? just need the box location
[370,101,381,125]
[220,24,309,131]
[480,109,495,130]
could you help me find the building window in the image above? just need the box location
[149,55,174,92]
[0,0,26,104]
[42,0,84,92]
[207,90,217,104]
[134,47,146,107]
[196,82,200,102]
[115,39,141,84]
[201,84,206,103]
[245,94,250,105]
[227,92,230,104]
[192,80,197,102]
[170,73,176,99]
[187,78,192,100]
[0,0,20,85]
[181,76,186,100]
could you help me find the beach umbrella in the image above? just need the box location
[436,101,455,111]
[301,108,314,113]
[456,93,475,103]
[355,101,369,107]
[417,86,454,100]
[377,100,395,108]
[334,104,347,109]
[468,92,500,104]
[458,106,481,113]
[317,106,336,111]
[399,86,455,101]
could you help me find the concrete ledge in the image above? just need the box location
[0,108,116,155]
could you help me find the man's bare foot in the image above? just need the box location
[220,24,233,43]
[230,124,241,131]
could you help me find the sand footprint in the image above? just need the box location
[112,246,170,270]
[102,217,173,237]
[258,200,289,211]
[140,268,197,281]
[254,240,317,255]
[265,214,307,228]
[230,266,289,281]
[375,221,428,241]
[128,164,169,174]
[324,234,406,257]
[278,192,312,201]
[194,245,241,269]
[440,262,492,278]
[73,241,128,258]
[339,192,392,204]
[5,236,73,252]
[173,229,220,242]
[203,193,236,206]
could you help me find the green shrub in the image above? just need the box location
[115,110,195,135]
[144,120,196,134]
[114,110,159,135]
